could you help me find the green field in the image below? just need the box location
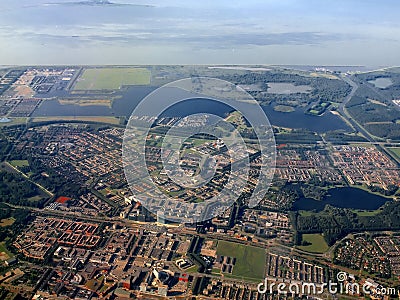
[9,160,29,168]
[216,240,266,281]
[298,234,329,253]
[388,147,400,161]
[74,67,151,90]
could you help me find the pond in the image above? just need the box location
[266,82,312,94]
[368,78,393,89]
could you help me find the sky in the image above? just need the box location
[0,0,399,66]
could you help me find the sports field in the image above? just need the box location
[74,67,151,90]
[216,240,266,281]
[298,233,329,253]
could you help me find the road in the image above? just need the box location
[338,75,376,143]
[4,161,54,197]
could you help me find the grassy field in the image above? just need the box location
[216,240,266,281]
[298,210,314,217]
[27,195,44,203]
[0,117,27,127]
[58,99,112,107]
[351,209,381,217]
[298,234,329,253]
[388,147,400,161]
[185,265,199,273]
[0,217,15,227]
[74,67,151,90]
[273,105,295,113]
[9,160,29,168]
[0,242,13,260]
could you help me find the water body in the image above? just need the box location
[0,117,11,123]
[33,86,349,132]
[368,78,393,89]
[32,99,114,117]
[262,105,349,132]
[266,82,312,94]
[293,187,389,211]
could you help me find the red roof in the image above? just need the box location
[56,196,71,204]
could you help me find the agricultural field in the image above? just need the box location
[216,240,266,281]
[298,233,329,253]
[74,67,151,90]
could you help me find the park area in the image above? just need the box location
[74,67,151,90]
[298,233,329,253]
[216,240,266,281]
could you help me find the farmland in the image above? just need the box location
[74,67,151,90]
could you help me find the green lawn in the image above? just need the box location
[185,265,199,273]
[9,160,29,168]
[74,67,151,90]
[298,234,329,254]
[216,240,266,281]
[211,268,221,275]
[388,147,400,161]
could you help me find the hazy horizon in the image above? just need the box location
[1,0,399,66]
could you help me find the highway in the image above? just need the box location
[338,75,375,143]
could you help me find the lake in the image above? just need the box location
[33,86,350,132]
[293,187,389,211]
